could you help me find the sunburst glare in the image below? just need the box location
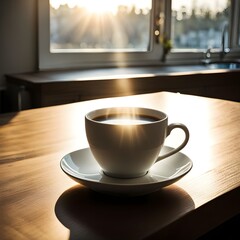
[50,0,151,13]
[49,0,152,60]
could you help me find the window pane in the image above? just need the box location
[171,0,230,50]
[50,0,152,52]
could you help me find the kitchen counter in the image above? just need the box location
[5,64,240,111]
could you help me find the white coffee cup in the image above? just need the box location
[85,107,189,178]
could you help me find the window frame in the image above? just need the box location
[231,0,240,48]
[165,0,240,64]
[38,0,163,70]
[38,0,240,70]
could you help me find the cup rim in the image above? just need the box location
[85,107,167,125]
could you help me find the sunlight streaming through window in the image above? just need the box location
[49,0,152,52]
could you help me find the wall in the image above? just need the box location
[0,0,38,89]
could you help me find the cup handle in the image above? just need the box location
[155,123,190,162]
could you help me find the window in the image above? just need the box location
[38,0,240,70]
[171,0,230,50]
[50,1,152,52]
[166,0,240,64]
[38,0,163,70]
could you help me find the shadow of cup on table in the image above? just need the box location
[55,185,195,240]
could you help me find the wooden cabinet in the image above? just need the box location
[5,66,240,112]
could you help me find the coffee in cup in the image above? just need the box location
[85,107,189,178]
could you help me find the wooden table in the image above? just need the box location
[0,92,239,239]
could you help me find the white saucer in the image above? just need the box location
[60,146,193,197]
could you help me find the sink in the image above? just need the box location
[206,62,240,70]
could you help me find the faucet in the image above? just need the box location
[220,22,230,60]
[203,21,230,64]
[204,48,212,63]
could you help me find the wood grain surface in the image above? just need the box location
[0,92,239,240]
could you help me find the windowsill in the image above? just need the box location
[5,62,240,113]
[6,63,240,84]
